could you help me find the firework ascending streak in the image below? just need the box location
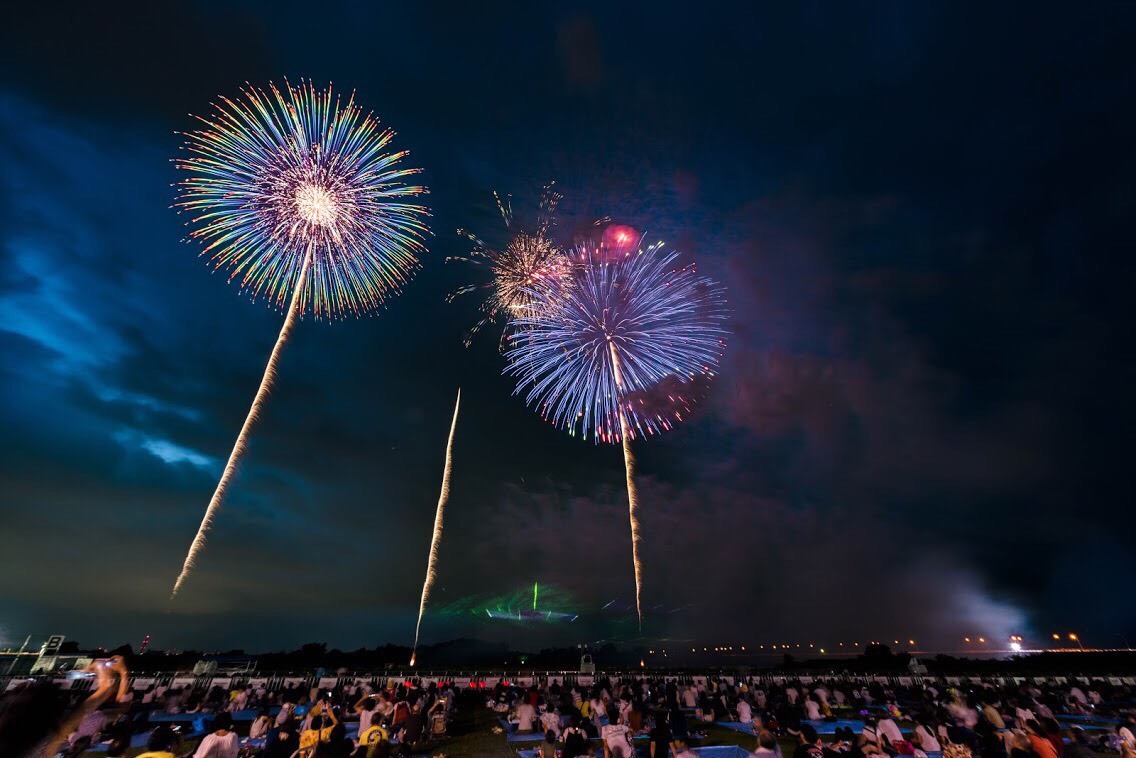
[170,80,429,598]
[410,389,462,667]
[505,236,728,627]
[447,184,568,348]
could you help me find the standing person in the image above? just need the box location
[400,703,426,751]
[649,714,673,757]
[195,713,239,758]
[355,693,379,735]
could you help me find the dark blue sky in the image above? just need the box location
[1,2,1133,653]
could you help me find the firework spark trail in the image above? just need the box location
[505,237,728,630]
[171,245,314,599]
[410,388,462,666]
[610,344,644,630]
[170,81,428,596]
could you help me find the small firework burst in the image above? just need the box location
[448,183,568,347]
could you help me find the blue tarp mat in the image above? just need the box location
[1058,714,1121,725]
[715,718,913,736]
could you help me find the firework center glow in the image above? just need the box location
[294,182,338,227]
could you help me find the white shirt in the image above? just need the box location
[915,725,941,752]
[1119,726,1136,749]
[275,703,295,726]
[738,700,753,723]
[602,723,632,757]
[1015,707,1035,727]
[878,718,903,745]
[683,689,697,707]
[250,716,270,739]
[805,701,822,720]
[195,731,239,758]
[516,703,537,731]
[541,711,561,734]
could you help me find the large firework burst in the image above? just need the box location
[504,236,727,627]
[505,239,727,442]
[169,80,429,598]
[447,183,567,347]
[175,79,429,318]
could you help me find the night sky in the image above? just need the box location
[2,3,1134,654]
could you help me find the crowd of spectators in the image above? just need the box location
[1,665,1133,758]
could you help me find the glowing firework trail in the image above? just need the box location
[170,81,428,597]
[609,345,645,628]
[410,389,461,666]
[171,244,313,598]
[505,237,728,629]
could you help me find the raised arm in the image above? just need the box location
[42,657,124,756]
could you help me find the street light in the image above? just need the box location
[1069,633,1083,651]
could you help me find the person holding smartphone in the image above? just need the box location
[299,700,339,753]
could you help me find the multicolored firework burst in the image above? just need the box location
[175,79,429,319]
[447,183,567,347]
[168,80,429,598]
[505,239,728,443]
[504,235,728,627]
